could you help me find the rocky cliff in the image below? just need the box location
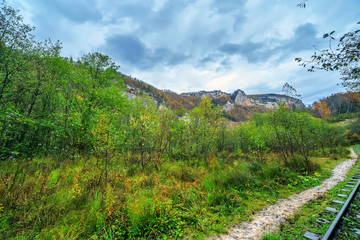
[182,89,304,111]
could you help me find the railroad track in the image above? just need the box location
[304,150,360,240]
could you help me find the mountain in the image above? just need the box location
[123,75,305,121]
[181,89,304,109]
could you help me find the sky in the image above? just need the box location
[8,0,360,104]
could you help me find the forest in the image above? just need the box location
[0,2,359,239]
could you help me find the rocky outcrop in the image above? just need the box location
[248,94,304,109]
[231,89,253,107]
[182,89,305,110]
[181,90,230,98]
[222,101,235,112]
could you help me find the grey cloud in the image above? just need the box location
[106,35,147,65]
[26,0,103,42]
[103,1,190,34]
[271,23,319,62]
[197,52,228,67]
[33,0,102,23]
[233,15,247,31]
[141,1,189,32]
[219,42,265,63]
[151,48,190,66]
[198,54,220,65]
[105,3,151,22]
[210,0,247,30]
[167,53,190,65]
[220,58,231,67]
[217,58,232,71]
[218,23,319,64]
[211,0,247,13]
[103,34,190,70]
[52,0,102,23]
[196,52,232,72]
[192,30,227,50]
[219,42,261,55]
[286,23,318,51]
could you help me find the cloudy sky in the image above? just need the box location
[9,0,360,104]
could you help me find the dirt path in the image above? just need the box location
[215,149,359,240]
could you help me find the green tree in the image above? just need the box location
[72,52,126,151]
[268,104,315,171]
[126,98,159,171]
[188,97,223,157]
[91,112,118,182]
[314,119,344,155]
[0,0,34,103]
[347,117,360,143]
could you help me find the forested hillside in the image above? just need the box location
[0,2,359,239]
[124,76,304,121]
[311,91,360,119]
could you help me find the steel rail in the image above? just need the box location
[321,178,360,240]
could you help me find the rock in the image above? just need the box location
[222,101,235,112]
[183,89,305,110]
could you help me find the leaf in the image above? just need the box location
[330,31,335,35]
[323,33,329,38]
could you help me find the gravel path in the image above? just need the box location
[216,149,359,240]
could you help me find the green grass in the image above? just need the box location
[354,144,360,155]
[0,149,351,239]
[336,194,360,239]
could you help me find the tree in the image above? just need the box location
[72,52,125,151]
[268,104,314,171]
[91,113,116,182]
[295,23,360,91]
[282,82,301,98]
[347,117,360,143]
[0,0,34,103]
[313,101,331,119]
[188,97,223,157]
[126,97,160,171]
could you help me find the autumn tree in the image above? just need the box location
[313,101,331,119]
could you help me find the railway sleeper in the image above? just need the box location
[304,231,321,240]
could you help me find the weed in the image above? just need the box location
[0,152,346,239]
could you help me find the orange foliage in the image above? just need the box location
[313,101,331,119]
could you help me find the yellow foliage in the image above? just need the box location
[104,183,117,217]
[71,168,81,198]
[313,101,331,119]
[0,172,11,191]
